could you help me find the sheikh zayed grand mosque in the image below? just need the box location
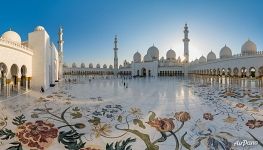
[64,24,263,78]
[0,26,64,96]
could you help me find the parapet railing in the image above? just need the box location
[190,51,263,66]
[0,37,33,52]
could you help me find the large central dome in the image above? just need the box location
[1,30,21,44]
[147,45,159,60]
[241,40,257,55]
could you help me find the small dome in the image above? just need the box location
[133,51,141,63]
[96,64,100,68]
[199,55,206,63]
[166,49,176,60]
[147,45,159,60]
[2,30,21,43]
[103,64,107,68]
[34,26,45,31]
[109,65,113,69]
[194,58,199,64]
[144,54,152,62]
[89,63,93,68]
[119,65,123,68]
[207,51,216,62]
[220,45,232,59]
[241,39,257,55]
[72,63,77,68]
[80,63,85,68]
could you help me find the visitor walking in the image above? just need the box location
[40,86,45,93]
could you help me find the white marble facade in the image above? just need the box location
[0,26,63,96]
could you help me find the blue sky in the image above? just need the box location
[1,0,262,66]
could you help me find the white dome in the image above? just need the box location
[199,55,206,63]
[207,51,216,62]
[103,64,107,68]
[119,65,123,68]
[147,45,159,60]
[241,40,257,55]
[96,64,100,68]
[144,54,152,62]
[2,30,21,43]
[89,63,93,68]
[133,51,141,63]
[34,26,45,31]
[80,63,85,68]
[72,63,77,68]
[109,65,113,69]
[220,45,232,59]
[166,49,176,60]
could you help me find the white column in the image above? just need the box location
[25,77,28,91]
[6,79,11,97]
[17,74,21,93]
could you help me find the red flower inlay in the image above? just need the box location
[16,120,58,150]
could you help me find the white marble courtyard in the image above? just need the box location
[0,76,262,150]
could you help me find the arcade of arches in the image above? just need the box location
[158,70,183,76]
[190,66,261,78]
[132,68,183,77]
[64,70,114,76]
[0,62,30,97]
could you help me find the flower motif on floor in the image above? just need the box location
[91,123,112,138]
[129,107,143,118]
[203,113,214,120]
[224,92,235,96]
[174,111,191,122]
[245,120,263,129]
[223,116,237,123]
[146,118,175,132]
[80,145,101,150]
[16,120,58,150]
[235,103,245,108]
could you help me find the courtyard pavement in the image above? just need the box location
[0,76,262,150]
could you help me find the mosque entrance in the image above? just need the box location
[141,68,146,77]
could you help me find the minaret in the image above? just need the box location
[58,26,64,80]
[183,23,190,63]
[113,35,118,75]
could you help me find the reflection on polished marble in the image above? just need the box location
[0,76,262,150]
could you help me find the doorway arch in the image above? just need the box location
[249,67,256,78]
[141,68,146,77]
[11,64,19,86]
